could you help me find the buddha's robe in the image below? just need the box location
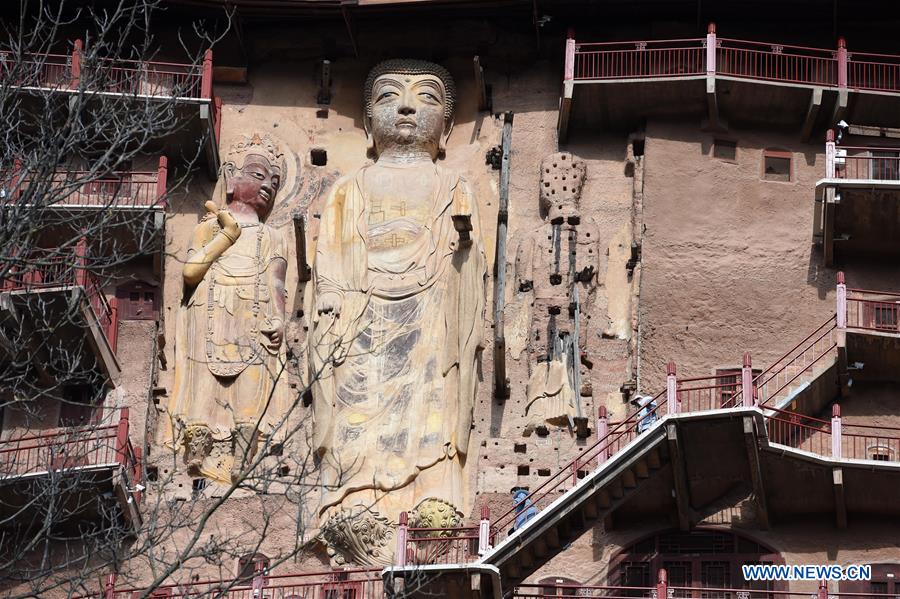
[309,163,485,520]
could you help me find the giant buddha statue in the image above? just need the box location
[309,60,486,566]
[169,133,290,484]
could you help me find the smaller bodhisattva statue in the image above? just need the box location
[309,60,486,566]
[514,152,600,436]
[170,134,290,483]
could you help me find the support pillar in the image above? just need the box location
[596,406,609,467]
[836,38,848,89]
[74,236,88,288]
[71,39,82,88]
[395,512,409,567]
[836,271,847,329]
[831,404,842,459]
[156,156,169,208]
[116,408,130,466]
[478,505,491,555]
[104,573,117,599]
[666,361,678,415]
[832,38,850,125]
[201,49,213,100]
[657,568,669,599]
[109,295,119,353]
[742,352,755,407]
[825,129,836,179]
[704,23,720,129]
[251,559,268,595]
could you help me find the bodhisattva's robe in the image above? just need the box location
[170,216,290,480]
[309,163,485,521]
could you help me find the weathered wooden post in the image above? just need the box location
[493,112,514,399]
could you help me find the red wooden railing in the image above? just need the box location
[734,316,838,409]
[92,57,204,98]
[765,405,900,463]
[572,39,705,80]
[0,50,72,88]
[517,568,895,599]
[765,407,832,456]
[101,568,383,599]
[2,157,168,208]
[406,525,480,565]
[834,147,900,181]
[677,374,742,413]
[840,421,900,462]
[848,50,900,92]
[567,26,900,93]
[845,288,900,333]
[0,243,117,352]
[716,38,837,86]
[1,41,215,100]
[0,409,139,492]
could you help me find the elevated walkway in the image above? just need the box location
[559,25,900,141]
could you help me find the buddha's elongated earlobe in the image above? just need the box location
[438,119,454,158]
[364,114,378,158]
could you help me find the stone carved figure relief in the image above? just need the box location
[169,134,290,483]
[308,60,486,566]
[513,152,600,436]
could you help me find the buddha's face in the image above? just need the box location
[369,73,448,159]
[227,153,282,219]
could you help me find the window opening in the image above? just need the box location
[713,139,737,161]
[763,150,791,182]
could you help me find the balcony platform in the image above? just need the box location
[2,160,169,260]
[0,411,141,535]
[0,262,121,388]
[815,137,900,265]
[4,44,219,179]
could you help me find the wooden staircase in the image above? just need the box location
[478,426,669,586]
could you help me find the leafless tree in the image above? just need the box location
[0,2,342,597]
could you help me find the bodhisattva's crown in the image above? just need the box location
[225,133,286,171]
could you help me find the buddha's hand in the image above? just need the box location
[315,292,342,317]
[260,318,284,352]
[204,200,241,244]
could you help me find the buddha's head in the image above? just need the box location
[222,133,286,221]
[363,59,456,161]
[539,152,587,222]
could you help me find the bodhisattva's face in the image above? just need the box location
[369,73,447,160]
[228,154,282,220]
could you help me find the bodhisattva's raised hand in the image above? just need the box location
[183,202,244,286]
[204,200,241,244]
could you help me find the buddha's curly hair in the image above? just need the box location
[364,59,455,122]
